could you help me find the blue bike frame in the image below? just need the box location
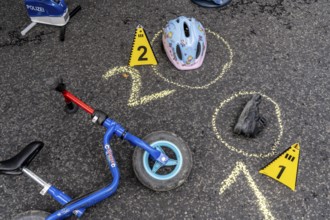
[43,88,169,220]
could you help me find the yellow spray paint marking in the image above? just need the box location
[151,29,233,89]
[103,66,175,107]
[129,25,158,66]
[220,162,275,220]
[212,91,283,158]
[260,143,300,191]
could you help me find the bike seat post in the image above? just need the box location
[22,167,86,217]
[22,167,51,195]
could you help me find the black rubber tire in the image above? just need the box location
[133,131,193,191]
[64,102,78,114]
[13,210,50,220]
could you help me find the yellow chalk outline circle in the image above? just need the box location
[150,29,233,89]
[212,91,283,158]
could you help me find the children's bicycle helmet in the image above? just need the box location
[162,16,207,70]
[191,0,232,8]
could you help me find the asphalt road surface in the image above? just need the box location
[0,0,329,219]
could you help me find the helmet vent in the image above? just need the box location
[196,42,201,58]
[176,44,182,60]
[184,22,190,37]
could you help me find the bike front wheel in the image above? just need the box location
[132,131,193,191]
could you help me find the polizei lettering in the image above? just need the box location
[26,5,45,12]
[105,145,116,167]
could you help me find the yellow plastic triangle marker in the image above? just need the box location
[129,25,158,67]
[259,143,300,191]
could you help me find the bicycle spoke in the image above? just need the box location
[152,161,163,173]
[165,159,177,166]
[155,145,165,154]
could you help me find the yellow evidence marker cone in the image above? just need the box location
[259,143,300,191]
[128,25,158,67]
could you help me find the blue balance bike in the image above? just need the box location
[1,79,193,219]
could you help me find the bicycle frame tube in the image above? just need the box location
[102,119,164,162]
[46,126,120,220]
[46,186,86,218]
[22,168,86,217]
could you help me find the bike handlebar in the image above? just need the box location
[62,90,94,115]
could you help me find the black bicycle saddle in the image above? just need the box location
[0,141,44,175]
